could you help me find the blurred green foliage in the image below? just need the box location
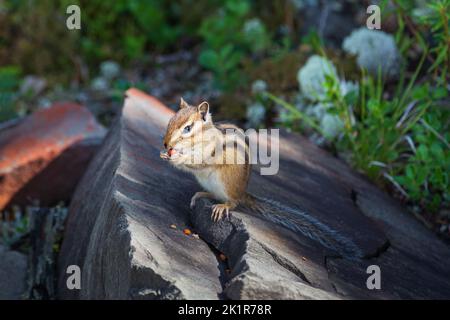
[78,0,183,63]
[198,0,270,91]
[392,0,450,84]
[0,0,78,83]
[0,0,193,80]
[0,207,29,247]
[0,66,22,122]
[0,0,275,90]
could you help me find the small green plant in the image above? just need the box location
[269,48,449,213]
[198,0,270,91]
[0,65,22,122]
[394,90,449,211]
[199,44,245,91]
[0,208,29,247]
[1,0,186,81]
[79,0,183,64]
[393,0,450,84]
[417,0,450,84]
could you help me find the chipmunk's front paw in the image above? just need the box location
[211,204,230,222]
[160,150,170,160]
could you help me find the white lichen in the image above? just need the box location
[342,28,400,80]
[243,18,269,52]
[295,53,360,140]
[100,60,121,80]
[297,55,338,101]
[305,102,328,119]
[339,80,359,97]
[251,79,268,94]
[320,113,344,139]
[246,102,266,127]
[91,77,109,91]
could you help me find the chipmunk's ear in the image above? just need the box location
[179,97,189,109]
[197,101,209,121]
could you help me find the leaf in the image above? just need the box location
[428,46,448,71]
[406,165,415,180]
[416,145,429,160]
[226,0,250,16]
[416,166,428,185]
[198,49,218,69]
[432,87,448,99]
[430,142,445,162]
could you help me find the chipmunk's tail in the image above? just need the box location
[241,193,363,259]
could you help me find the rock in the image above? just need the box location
[0,245,27,299]
[58,88,450,299]
[0,102,106,211]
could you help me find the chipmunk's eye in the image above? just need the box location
[183,124,192,134]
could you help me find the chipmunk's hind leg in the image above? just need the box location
[211,202,236,222]
[190,191,215,209]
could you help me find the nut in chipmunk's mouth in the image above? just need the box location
[160,148,183,161]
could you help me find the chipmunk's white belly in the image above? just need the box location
[194,169,228,202]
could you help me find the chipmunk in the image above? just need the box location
[160,97,252,222]
[160,98,363,259]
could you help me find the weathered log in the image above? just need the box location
[26,207,67,300]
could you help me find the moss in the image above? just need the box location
[213,48,309,122]
[215,91,248,121]
[217,46,358,124]
[243,47,312,96]
[324,48,360,82]
[253,0,296,35]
